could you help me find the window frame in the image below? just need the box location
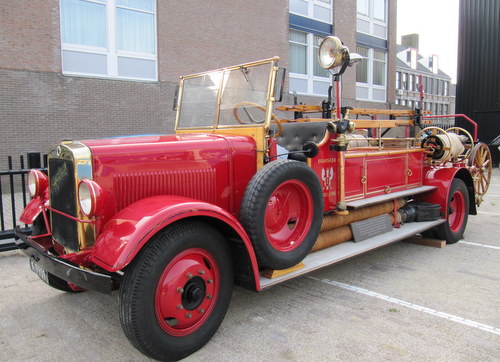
[59,0,158,81]
[288,29,332,97]
[356,0,387,40]
[289,0,333,24]
[355,45,387,102]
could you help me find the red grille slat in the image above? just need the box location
[113,169,216,211]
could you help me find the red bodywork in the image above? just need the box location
[84,134,256,227]
[19,126,476,293]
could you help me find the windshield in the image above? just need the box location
[176,59,276,130]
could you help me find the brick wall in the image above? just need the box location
[0,0,60,73]
[0,69,177,169]
[158,0,289,82]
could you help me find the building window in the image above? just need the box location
[409,74,414,92]
[356,46,386,102]
[60,0,157,81]
[289,30,331,96]
[289,0,332,23]
[396,71,401,89]
[402,73,407,90]
[357,0,387,39]
[444,81,449,96]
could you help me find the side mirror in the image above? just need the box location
[173,84,180,111]
[274,67,286,102]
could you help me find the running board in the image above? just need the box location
[346,185,437,209]
[259,219,445,290]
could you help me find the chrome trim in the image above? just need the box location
[48,141,96,252]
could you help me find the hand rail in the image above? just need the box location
[422,114,478,141]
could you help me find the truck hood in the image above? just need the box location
[79,133,256,218]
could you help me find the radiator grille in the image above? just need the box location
[49,158,78,251]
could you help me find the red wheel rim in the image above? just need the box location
[155,248,219,337]
[265,179,314,252]
[448,190,465,233]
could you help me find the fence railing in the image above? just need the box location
[0,152,46,252]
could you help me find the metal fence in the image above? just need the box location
[0,152,46,252]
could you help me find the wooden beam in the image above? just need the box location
[276,105,322,113]
[349,108,432,116]
[403,236,446,248]
[262,262,305,279]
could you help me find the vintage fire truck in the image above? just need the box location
[15,36,492,360]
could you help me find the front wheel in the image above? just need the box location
[434,179,469,244]
[119,221,234,361]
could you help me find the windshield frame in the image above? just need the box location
[174,57,280,132]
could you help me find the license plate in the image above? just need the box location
[29,257,49,284]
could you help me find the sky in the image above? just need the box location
[397,0,459,83]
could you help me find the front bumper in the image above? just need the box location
[14,227,120,294]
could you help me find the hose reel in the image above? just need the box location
[416,127,474,165]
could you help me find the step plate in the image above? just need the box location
[346,185,437,209]
[259,219,445,290]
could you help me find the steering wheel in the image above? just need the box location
[232,101,283,137]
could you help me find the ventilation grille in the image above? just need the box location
[113,169,217,211]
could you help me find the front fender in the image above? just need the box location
[90,196,260,286]
[417,167,475,217]
[19,197,44,224]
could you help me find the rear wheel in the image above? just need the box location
[119,221,233,361]
[434,179,469,244]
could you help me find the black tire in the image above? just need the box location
[434,179,469,244]
[240,160,323,269]
[31,216,81,292]
[119,221,234,361]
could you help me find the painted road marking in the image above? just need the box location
[477,211,500,216]
[308,276,500,336]
[459,240,500,250]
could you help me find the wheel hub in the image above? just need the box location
[155,248,219,337]
[182,277,206,310]
[265,180,314,252]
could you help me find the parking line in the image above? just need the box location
[459,240,500,250]
[477,211,500,216]
[308,276,500,336]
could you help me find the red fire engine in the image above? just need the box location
[15,36,492,360]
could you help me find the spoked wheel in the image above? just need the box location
[446,127,474,162]
[434,179,469,244]
[240,160,323,269]
[119,221,233,361]
[468,142,492,206]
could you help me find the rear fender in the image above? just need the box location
[90,196,261,290]
[416,167,476,217]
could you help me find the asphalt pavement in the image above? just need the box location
[1,169,499,361]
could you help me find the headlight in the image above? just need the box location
[318,36,346,69]
[28,169,48,197]
[78,179,102,217]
